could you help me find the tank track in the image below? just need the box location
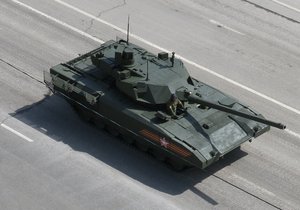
[71,102,190,171]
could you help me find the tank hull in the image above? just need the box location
[44,39,273,170]
[45,70,268,170]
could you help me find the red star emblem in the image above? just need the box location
[160,137,169,148]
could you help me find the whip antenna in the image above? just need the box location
[127,15,130,44]
[146,59,149,81]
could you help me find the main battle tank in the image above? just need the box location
[44,39,285,170]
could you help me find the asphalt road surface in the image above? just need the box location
[0,0,300,209]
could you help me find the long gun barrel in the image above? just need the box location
[187,94,286,130]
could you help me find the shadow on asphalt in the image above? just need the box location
[11,94,248,205]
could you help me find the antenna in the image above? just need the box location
[127,15,130,44]
[146,59,149,81]
[171,52,175,67]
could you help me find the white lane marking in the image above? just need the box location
[53,0,300,117]
[285,129,300,139]
[11,0,103,44]
[209,19,245,35]
[231,173,276,197]
[1,123,34,142]
[54,0,128,35]
[269,0,300,14]
[11,0,300,140]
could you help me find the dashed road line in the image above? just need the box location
[269,0,300,14]
[231,173,276,197]
[285,129,300,139]
[1,123,34,142]
[209,19,245,35]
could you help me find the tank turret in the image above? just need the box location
[82,40,192,105]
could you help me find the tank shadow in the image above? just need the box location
[10,94,248,205]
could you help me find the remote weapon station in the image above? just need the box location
[44,24,285,170]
